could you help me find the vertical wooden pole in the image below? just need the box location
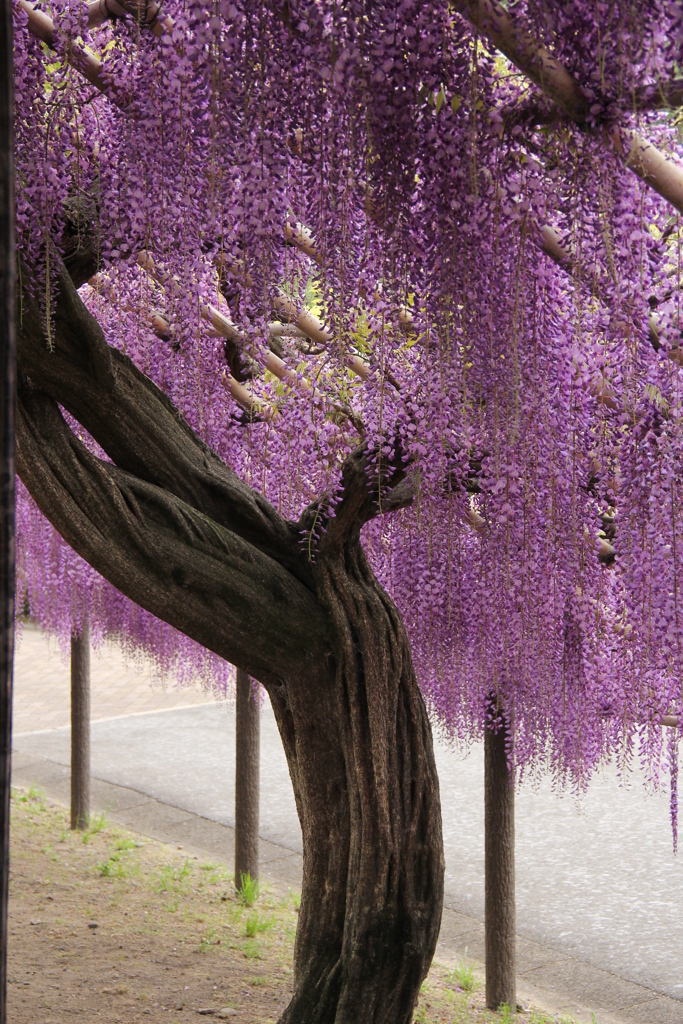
[70,621,90,831]
[485,711,516,1012]
[0,2,15,1020]
[235,668,259,887]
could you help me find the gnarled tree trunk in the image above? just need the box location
[14,249,445,1024]
[268,537,443,1023]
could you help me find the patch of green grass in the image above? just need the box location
[198,862,232,887]
[245,912,272,938]
[116,837,139,852]
[82,812,107,843]
[289,889,301,911]
[447,958,478,993]
[96,852,126,878]
[18,784,46,810]
[242,937,261,960]
[199,926,221,952]
[236,871,259,906]
[154,858,192,893]
[96,835,141,878]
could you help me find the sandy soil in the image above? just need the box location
[9,787,294,1023]
[8,785,551,1024]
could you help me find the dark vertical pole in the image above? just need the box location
[235,668,259,887]
[0,1,14,1020]
[485,710,516,1012]
[70,621,90,830]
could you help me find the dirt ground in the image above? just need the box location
[8,786,559,1024]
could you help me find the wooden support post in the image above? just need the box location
[0,3,15,1020]
[485,710,516,1012]
[234,668,259,888]
[70,621,90,831]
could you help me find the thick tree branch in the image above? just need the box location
[298,442,410,556]
[534,221,661,351]
[16,384,330,682]
[452,0,589,122]
[17,255,315,591]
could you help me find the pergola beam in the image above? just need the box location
[135,253,304,389]
[88,270,271,418]
[97,259,365,435]
[452,0,683,216]
[18,0,109,93]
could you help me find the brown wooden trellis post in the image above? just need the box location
[0,2,15,1017]
[234,668,260,888]
[484,704,516,1012]
[70,620,90,830]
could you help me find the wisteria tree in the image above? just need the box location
[11,0,683,1021]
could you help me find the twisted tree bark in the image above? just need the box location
[279,548,442,1024]
[14,250,445,1024]
[271,462,445,1021]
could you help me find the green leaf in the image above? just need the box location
[451,94,462,114]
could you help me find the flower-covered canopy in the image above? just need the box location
[13,0,683,825]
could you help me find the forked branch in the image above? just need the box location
[17,384,330,681]
[17,253,314,590]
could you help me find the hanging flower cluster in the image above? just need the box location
[12,0,683,822]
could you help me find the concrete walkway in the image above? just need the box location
[12,623,214,735]
[11,626,683,1023]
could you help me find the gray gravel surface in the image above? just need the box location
[15,700,683,1001]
